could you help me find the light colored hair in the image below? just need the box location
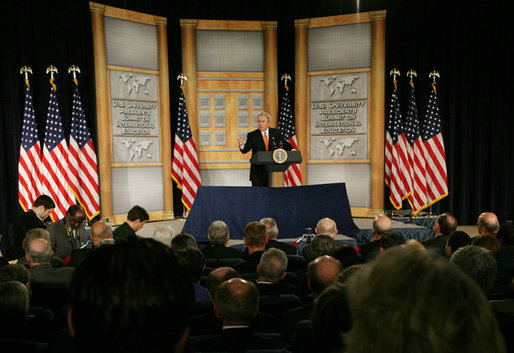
[257,112,271,122]
[259,248,288,283]
[208,221,229,246]
[153,226,175,247]
[259,218,278,240]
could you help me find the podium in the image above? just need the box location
[250,150,303,173]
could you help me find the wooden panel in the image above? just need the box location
[306,13,372,28]
[100,2,161,25]
[198,72,264,79]
[195,19,265,31]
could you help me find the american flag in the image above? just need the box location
[18,81,42,211]
[171,86,201,210]
[422,82,448,205]
[278,85,302,186]
[405,81,428,214]
[41,83,75,220]
[385,81,412,209]
[68,81,100,219]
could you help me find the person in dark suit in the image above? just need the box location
[68,220,113,267]
[301,218,350,261]
[6,195,55,260]
[189,267,281,336]
[282,255,342,343]
[193,278,286,352]
[302,234,336,263]
[202,220,244,259]
[359,214,392,259]
[261,217,297,255]
[238,112,293,186]
[113,205,149,242]
[26,238,75,284]
[256,248,299,296]
[421,212,457,251]
[232,222,269,274]
[47,205,87,261]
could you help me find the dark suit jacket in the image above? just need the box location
[8,210,47,260]
[266,239,297,255]
[240,127,292,185]
[421,235,449,249]
[189,311,281,336]
[193,327,285,352]
[29,264,75,284]
[256,282,299,297]
[202,244,244,259]
[68,247,94,267]
[232,251,264,274]
[113,222,137,242]
[47,219,87,260]
[281,301,315,343]
[359,239,381,259]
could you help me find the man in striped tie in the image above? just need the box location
[238,112,292,186]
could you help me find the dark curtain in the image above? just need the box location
[1,0,512,232]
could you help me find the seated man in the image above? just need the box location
[112,205,149,242]
[171,233,198,251]
[193,278,285,352]
[175,247,210,302]
[445,230,471,258]
[153,226,175,247]
[68,238,194,353]
[477,212,500,236]
[261,217,297,255]
[17,228,62,267]
[7,195,55,260]
[359,214,392,259]
[421,212,457,250]
[344,247,505,353]
[232,222,269,274]
[302,234,336,262]
[26,238,75,284]
[256,248,298,296]
[301,218,351,260]
[47,205,87,261]
[68,220,113,267]
[202,220,243,259]
[450,245,497,295]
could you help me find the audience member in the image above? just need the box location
[261,217,297,255]
[7,195,54,260]
[344,247,505,353]
[152,226,175,247]
[0,281,32,340]
[282,255,342,342]
[175,247,210,302]
[332,243,360,269]
[232,222,268,274]
[47,205,87,260]
[202,221,243,258]
[112,205,149,242]
[0,264,30,292]
[26,239,74,284]
[335,264,362,285]
[68,220,113,267]
[359,214,392,259]
[256,248,297,296]
[301,218,343,260]
[450,245,497,294]
[445,230,471,257]
[472,234,502,257]
[171,232,198,251]
[402,239,426,250]
[477,212,500,236]
[17,228,62,267]
[193,278,285,352]
[303,234,336,262]
[69,238,194,353]
[380,231,405,250]
[421,212,457,250]
[292,283,352,353]
[492,223,514,295]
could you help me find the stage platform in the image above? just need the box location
[132,216,438,249]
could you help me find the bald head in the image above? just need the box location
[26,238,52,266]
[308,255,342,296]
[477,212,500,235]
[91,221,113,245]
[214,278,259,325]
[372,214,392,240]
[207,267,239,298]
[316,218,338,238]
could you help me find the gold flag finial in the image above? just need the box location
[390,68,400,90]
[46,65,58,90]
[429,70,440,94]
[407,69,417,88]
[177,73,187,87]
[281,73,292,90]
[20,66,33,88]
[68,65,81,85]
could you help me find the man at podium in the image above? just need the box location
[238,112,292,186]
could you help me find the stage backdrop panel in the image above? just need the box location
[182,182,360,242]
